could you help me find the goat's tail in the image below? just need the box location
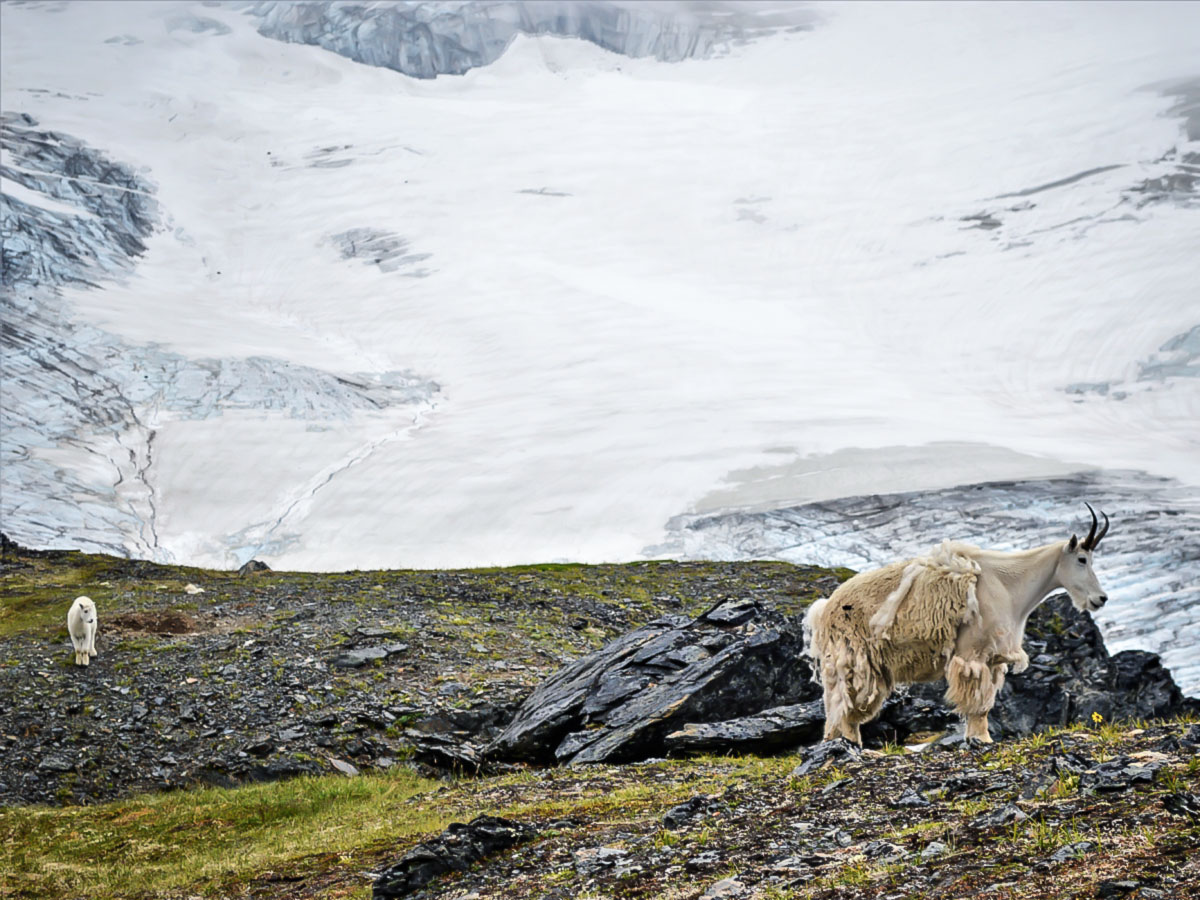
[803,596,830,686]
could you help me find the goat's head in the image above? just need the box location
[1057,503,1110,612]
[74,596,96,624]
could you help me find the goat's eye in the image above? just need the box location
[1077,557,1087,564]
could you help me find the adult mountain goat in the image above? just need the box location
[804,504,1110,744]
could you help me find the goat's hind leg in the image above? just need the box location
[820,662,890,745]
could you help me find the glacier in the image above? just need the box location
[1,1,1199,692]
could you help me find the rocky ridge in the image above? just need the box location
[3,538,1199,900]
[0,539,838,805]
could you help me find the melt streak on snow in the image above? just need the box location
[2,2,1199,689]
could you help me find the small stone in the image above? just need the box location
[184,583,205,594]
[664,796,716,830]
[821,777,853,797]
[330,758,359,776]
[1163,792,1200,821]
[245,735,274,757]
[920,841,947,860]
[971,804,1028,829]
[790,738,860,776]
[892,787,931,808]
[1049,840,1096,863]
[374,816,534,898]
[573,846,628,877]
[332,647,388,668]
[1096,881,1140,899]
[277,728,305,742]
[685,849,723,872]
[862,840,904,860]
[355,627,392,638]
[37,755,73,773]
[701,877,747,899]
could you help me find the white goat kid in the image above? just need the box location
[67,595,99,666]
[804,505,1110,745]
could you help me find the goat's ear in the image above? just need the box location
[1067,535,1078,552]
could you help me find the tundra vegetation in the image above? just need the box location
[1,541,1197,899]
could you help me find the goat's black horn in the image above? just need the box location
[1082,502,1099,550]
[1094,511,1110,549]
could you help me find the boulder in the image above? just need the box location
[487,599,818,764]
[237,559,271,576]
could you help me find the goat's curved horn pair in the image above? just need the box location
[1082,502,1110,551]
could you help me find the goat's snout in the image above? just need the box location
[1097,594,1108,607]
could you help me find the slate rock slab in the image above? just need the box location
[790,738,860,776]
[487,599,818,764]
[665,700,826,754]
[373,815,535,898]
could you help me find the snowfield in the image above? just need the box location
[2,1,1198,688]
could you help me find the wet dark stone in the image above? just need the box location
[373,815,536,899]
[244,735,274,758]
[404,731,483,773]
[1081,756,1162,793]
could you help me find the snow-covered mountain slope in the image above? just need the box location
[2,2,1199,688]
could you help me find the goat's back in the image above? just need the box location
[816,553,976,684]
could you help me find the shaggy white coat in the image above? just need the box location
[67,595,98,667]
[804,537,1106,744]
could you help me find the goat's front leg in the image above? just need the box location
[965,712,992,742]
[946,656,1006,742]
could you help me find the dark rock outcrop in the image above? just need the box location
[492,592,1197,765]
[487,599,818,765]
[373,815,536,899]
[237,559,271,576]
